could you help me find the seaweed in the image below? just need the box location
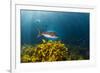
[21,39,86,63]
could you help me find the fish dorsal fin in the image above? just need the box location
[48,32,56,36]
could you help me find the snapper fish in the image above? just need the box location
[37,30,58,39]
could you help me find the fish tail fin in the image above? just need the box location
[37,28,42,37]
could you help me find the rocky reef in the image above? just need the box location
[21,39,85,63]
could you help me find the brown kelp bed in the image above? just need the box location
[21,39,89,63]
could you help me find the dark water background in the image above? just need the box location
[21,10,89,50]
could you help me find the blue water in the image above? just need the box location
[21,10,89,49]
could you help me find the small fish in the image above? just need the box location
[37,29,58,39]
[42,32,58,39]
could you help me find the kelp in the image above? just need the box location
[21,39,85,63]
